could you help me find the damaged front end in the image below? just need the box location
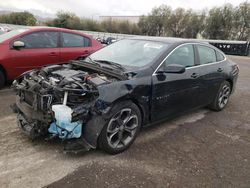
[12,62,123,152]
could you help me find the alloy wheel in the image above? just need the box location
[218,85,231,109]
[106,108,139,149]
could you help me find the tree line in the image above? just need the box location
[45,12,141,35]
[138,1,249,40]
[0,11,36,26]
[0,1,249,40]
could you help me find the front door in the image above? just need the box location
[9,31,60,77]
[151,44,202,121]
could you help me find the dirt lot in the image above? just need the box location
[0,56,249,188]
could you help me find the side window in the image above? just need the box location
[164,44,195,67]
[20,31,58,48]
[216,51,225,61]
[197,45,216,64]
[62,32,91,47]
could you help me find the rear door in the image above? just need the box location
[151,44,203,121]
[195,44,226,105]
[9,31,60,76]
[59,32,92,62]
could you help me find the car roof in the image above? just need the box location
[130,36,210,45]
[26,26,78,32]
[20,26,92,38]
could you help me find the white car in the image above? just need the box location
[0,26,11,32]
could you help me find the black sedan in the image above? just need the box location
[13,37,239,154]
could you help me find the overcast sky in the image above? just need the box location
[0,0,247,18]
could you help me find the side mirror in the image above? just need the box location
[13,41,25,49]
[157,64,186,74]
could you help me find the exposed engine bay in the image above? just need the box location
[12,61,123,152]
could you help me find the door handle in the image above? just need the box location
[217,68,223,72]
[191,73,199,79]
[83,50,89,54]
[49,52,57,56]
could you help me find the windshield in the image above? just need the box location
[90,39,169,68]
[0,29,28,43]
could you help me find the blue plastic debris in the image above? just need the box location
[48,104,82,139]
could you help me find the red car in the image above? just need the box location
[0,27,102,88]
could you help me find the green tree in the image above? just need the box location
[138,5,172,36]
[166,8,192,37]
[233,1,250,40]
[81,19,102,31]
[117,21,132,34]
[138,6,204,38]
[203,4,235,40]
[183,11,205,38]
[0,11,36,26]
[44,1,248,40]
[100,18,120,33]
[47,11,81,29]
[138,16,150,35]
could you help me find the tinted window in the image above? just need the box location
[164,44,195,67]
[216,51,225,61]
[62,32,90,47]
[20,31,58,48]
[197,45,216,64]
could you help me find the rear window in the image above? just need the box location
[62,32,91,47]
[197,45,216,64]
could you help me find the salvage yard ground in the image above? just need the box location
[0,56,249,188]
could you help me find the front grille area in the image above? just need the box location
[39,95,53,110]
[23,91,34,106]
[20,91,52,111]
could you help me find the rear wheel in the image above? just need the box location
[209,81,231,111]
[98,101,141,154]
[0,70,5,89]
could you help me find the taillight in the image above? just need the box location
[236,65,239,71]
[232,64,239,75]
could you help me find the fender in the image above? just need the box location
[82,77,151,148]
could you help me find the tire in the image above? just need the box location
[98,101,141,154]
[0,70,5,89]
[208,81,231,111]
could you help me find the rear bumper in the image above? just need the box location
[231,73,239,94]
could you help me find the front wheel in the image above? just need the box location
[98,101,141,154]
[208,81,231,111]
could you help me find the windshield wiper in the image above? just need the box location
[93,59,125,71]
[84,56,100,67]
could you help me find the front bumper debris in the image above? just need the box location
[12,63,119,153]
[17,113,41,140]
[14,108,92,153]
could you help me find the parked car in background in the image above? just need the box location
[0,27,102,88]
[105,37,117,45]
[0,26,11,35]
[13,38,239,154]
[0,26,11,32]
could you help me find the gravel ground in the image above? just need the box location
[0,56,249,188]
